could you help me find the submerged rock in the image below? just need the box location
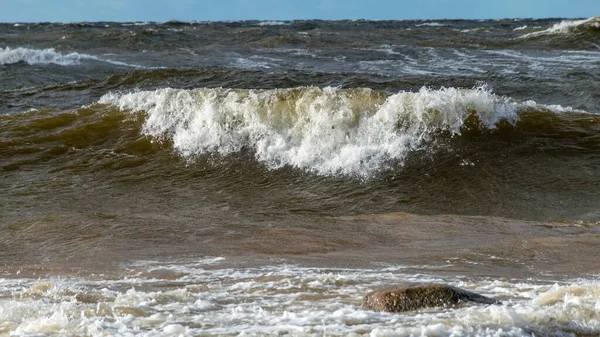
[363,283,501,312]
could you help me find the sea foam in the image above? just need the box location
[100,86,541,176]
[1,262,599,337]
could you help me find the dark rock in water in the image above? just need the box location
[363,284,501,313]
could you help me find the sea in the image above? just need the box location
[1,16,600,336]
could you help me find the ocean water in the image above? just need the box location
[1,17,600,336]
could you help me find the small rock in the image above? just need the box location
[363,283,501,312]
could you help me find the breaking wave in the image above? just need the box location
[98,86,574,177]
[0,47,147,68]
[520,16,600,38]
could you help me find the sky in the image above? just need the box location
[0,0,598,23]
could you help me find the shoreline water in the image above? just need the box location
[1,256,599,336]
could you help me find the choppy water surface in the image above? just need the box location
[1,17,600,336]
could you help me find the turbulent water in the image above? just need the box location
[1,17,600,336]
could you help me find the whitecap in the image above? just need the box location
[416,22,445,27]
[520,16,600,38]
[0,47,149,68]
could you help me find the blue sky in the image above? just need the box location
[1,0,598,22]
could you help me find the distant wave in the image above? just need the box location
[520,16,600,38]
[0,47,148,68]
[121,22,151,26]
[98,86,577,177]
[257,21,290,26]
[416,22,445,27]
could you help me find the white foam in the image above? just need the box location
[100,86,570,176]
[0,47,87,66]
[1,262,599,336]
[521,16,600,38]
[0,47,148,68]
[416,22,445,27]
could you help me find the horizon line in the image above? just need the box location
[0,16,589,24]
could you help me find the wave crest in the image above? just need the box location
[520,16,600,39]
[0,47,89,66]
[0,47,148,68]
[99,86,533,176]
